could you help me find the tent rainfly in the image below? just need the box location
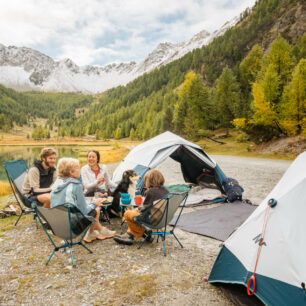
[112,131,227,192]
[209,152,306,305]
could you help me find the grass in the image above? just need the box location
[0,181,12,196]
[105,273,157,305]
[196,130,297,160]
[0,214,32,233]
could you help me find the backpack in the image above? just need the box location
[222,178,244,202]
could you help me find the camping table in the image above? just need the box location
[85,197,112,224]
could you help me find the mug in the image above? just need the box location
[134,196,143,205]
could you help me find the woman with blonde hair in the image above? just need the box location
[51,158,116,243]
[114,169,168,245]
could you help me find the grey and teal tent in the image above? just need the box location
[112,131,227,193]
[209,152,306,305]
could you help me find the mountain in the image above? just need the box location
[0,18,237,94]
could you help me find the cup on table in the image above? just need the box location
[134,195,143,205]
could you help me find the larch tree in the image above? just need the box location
[280,59,306,136]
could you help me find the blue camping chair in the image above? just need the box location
[3,159,39,227]
[34,204,95,267]
[134,192,188,256]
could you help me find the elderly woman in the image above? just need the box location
[81,150,116,197]
[114,169,168,245]
[51,157,116,243]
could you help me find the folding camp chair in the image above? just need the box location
[134,192,188,256]
[34,204,95,267]
[3,159,38,227]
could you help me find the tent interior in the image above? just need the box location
[142,145,228,206]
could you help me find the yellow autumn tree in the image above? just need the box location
[250,82,276,126]
[279,59,306,136]
[173,71,196,133]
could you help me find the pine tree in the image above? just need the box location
[184,75,210,139]
[114,127,121,139]
[173,71,196,134]
[129,128,135,140]
[215,67,242,126]
[264,35,294,92]
[261,64,280,104]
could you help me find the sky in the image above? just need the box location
[0,0,256,67]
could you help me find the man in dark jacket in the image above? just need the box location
[22,147,57,208]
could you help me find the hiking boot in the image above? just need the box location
[96,227,116,240]
[83,230,99,243]
[113,232,135,245]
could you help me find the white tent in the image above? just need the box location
[209,152,306,305]
[112,131,227,192]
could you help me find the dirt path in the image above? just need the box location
[0,156,291,305]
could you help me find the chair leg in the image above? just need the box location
[172,232,183,248]
[34,214,39,229]
[69,247,76,267]
[14,212,23,226]
[121,221,127,234]
[80,242,93,254]
[46,249,56,265]
[162,236,166,256]
[137,236,147,249]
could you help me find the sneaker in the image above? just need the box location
[113,232,135,245]
[83,230,99,243]
[96,227,116,240]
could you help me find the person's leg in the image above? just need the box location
[90,207,103,232]
[124,210,144,239]
[37,193,51,208]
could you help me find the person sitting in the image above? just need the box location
[22,147,57,208]
[81,150,116,197]
[51,157,116,243]
[114,169,168,245]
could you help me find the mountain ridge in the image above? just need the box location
[0,17,238,93]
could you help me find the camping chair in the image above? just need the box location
[134,192,188,256]
[3,159,38,227]
[34,204,95,267]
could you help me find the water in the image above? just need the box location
[0,145,108,182]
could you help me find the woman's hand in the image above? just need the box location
[97,177,105,184]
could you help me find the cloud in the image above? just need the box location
[0,0,256,66]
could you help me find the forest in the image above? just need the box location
[0,0,305,142]
[65,0,305,142]
[0,87,93,134]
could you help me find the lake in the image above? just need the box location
[0,145,113,182]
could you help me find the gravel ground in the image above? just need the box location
[0,156,291,306]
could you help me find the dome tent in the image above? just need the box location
[112,131,227,193]
[208,152,306,305]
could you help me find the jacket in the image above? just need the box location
[22,160,57,196]
[50,177,96,216]
[81,163,116,194]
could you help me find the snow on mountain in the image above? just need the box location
[0,17,238,94]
